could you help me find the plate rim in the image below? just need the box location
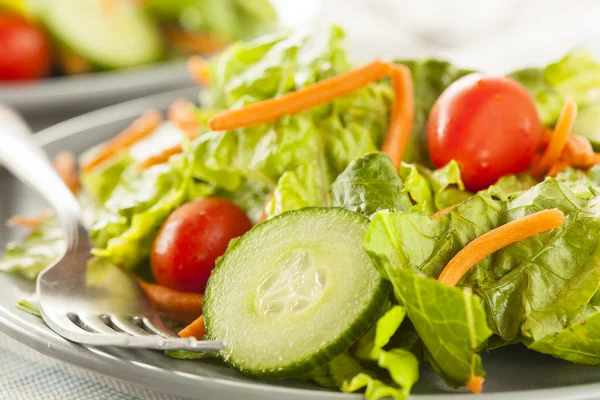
[2,89,600,400]
[0,59,191,98]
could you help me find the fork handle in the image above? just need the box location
[0,105,80,249]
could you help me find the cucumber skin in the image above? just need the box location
[39,1,165,71]
[204,207,391,380]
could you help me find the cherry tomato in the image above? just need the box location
[0,13,52,81]
[151,198,252,293]
[427,73,541,191]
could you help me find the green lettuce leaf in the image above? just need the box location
[265,162,326,219]
[311,306,420,400]
[332,153,411,218]
[365,175,600,354]
[365,208,493,387]
[91,155,197,269]
[397,59,472,165]
[80,153,134,203]
[526,297,600,364]
[0,213,63,280]
[477,180,600,342]
[399,160,470,213]
[145,0,277,42]
[382,269,491,389]
[492,174,539,194]
[511,51,600,126]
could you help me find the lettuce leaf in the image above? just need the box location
[397,59,472,165]
[385,269,491,388]
[511,51,600,126]
[0,213,63,280]
[365,174,600,366]
[309,306,420,400]
[91,155,197,269]
[332,153,411,218]
[145,0,277,42]
[265,163,326,219]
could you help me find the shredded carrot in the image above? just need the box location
[467,376,485,394]
[163,26,228,55]
[58,49,91,75]
[7,209,50,229]
[187,56,211,86]
[168,99,201,137]
[208,60,392,131]
[438,209,565,286]
[563,134,595,168]
[432,203,460,220]
[594,153,600,164]
[83,110,162,172]
[538,127,554,148]
[134,144,185,172]
[530,96,577,176]
[208,60,415,165]
[53,151,80,194]
[547,159,570,177]
[137,279,203,324]
[380,64,415,168]
[179,315,206,339]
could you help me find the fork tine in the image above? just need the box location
[136,317,179,338]
[109,316,151,336]
[76,314,116,334]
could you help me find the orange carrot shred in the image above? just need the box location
[538,127,554,148]
[163,26,227,55]
[594,153,600,164]
[7,209,51,229]
[432,203,460,220]
[208,60,392,131]
[168,99,201,137]
[467,376,485,394]
[82,110,162,172]
[187,56,211,86]
[530,96,577,176]
[563,134,595,168]
[137,279,203,324]
[179,315,206,339]
[208,60,415,166]
[381,63,415,168]
[438,209,565,286]
[547,159,570,177]
[53,151,80,194]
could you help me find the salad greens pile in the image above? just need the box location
[6,25,600,400]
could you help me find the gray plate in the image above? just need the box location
[2,89,600,400]
[0,60,194,129]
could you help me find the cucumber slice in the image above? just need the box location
[41,0,163,70]
[204,208,389,379]
[573,105,600,151]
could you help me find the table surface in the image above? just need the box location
[0,333,193,400]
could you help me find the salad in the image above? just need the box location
[0,0,276,80]
[5,25,600,400]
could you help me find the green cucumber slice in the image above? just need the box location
[573,104,600,151]
[204,207,389,379]
[41,0,163,70]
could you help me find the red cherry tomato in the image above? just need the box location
[151,198,252,293]
[0,13,52,81]
[427,73,541,191]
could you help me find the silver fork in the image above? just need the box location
[0,105,224,352]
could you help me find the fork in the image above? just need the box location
[0,105,224,352]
